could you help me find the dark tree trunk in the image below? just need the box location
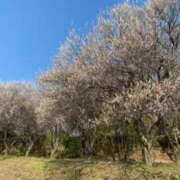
[81,130,96,157]
[107,136,116,161]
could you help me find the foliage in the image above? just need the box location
[61,135,82,158]
[0,0,179,166]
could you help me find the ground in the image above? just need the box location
[0,156,179,180]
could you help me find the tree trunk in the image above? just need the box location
[81,131,95,157]
[25,140,34,157]
[50,138,59,159]
[167,147,180,164]
[174,148,180,164]
[84,138,94,157]
[165,133,180,164]
[173,133,180,164]
[141,135,153,166]
[3,130,9,155]
[142,146,153,166]
[107,136,116,161]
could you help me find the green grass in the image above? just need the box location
[0,156,179,180]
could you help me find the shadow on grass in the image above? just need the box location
[45,158,180,179]
[45,158,100,169]
[44,158,138,180]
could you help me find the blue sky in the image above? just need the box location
[0,0,143,81]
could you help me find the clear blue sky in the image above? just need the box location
[0,0,143,81]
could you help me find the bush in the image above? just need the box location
[61,135,82,158]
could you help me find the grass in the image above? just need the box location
[0,156,179,180]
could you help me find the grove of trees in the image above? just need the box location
[0,0,179,166]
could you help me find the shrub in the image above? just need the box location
[61,135,82,158]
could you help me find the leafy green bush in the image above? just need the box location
[61,135,82,158]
